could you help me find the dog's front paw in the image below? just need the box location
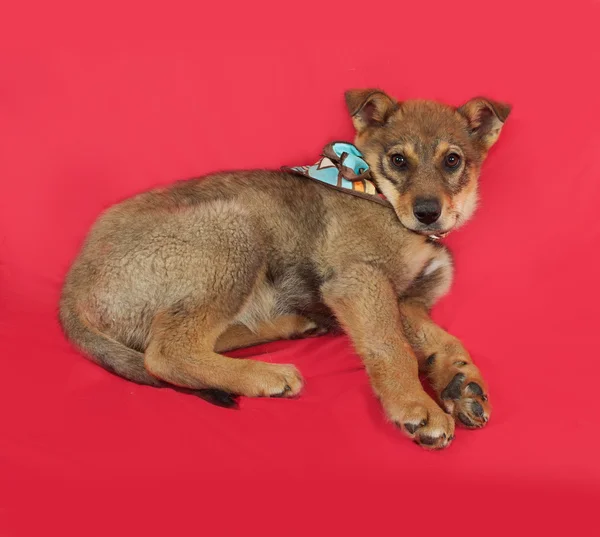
[384,392,455,450]
[428,355,491,428]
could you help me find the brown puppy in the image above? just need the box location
[59,89,510,449]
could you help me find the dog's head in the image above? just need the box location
[345,89,511,236]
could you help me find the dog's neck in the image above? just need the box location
[284,142,447,242]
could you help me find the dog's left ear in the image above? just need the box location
[345,89,398,133]
[458,98,512,151]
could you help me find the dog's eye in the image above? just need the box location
[445,153,461,169]
[391,154,408,169]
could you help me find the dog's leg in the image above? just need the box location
[144,306,304,398]
[215,315,325,352]
[321,264,454,449]
[399,299,491,428]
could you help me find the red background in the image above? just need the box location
[1,1,599,535]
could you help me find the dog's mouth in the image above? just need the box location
[404,214,459,241]
[410,227,453,241]
[426,232,448,241]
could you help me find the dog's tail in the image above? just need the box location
[59,298,160,386]
[58,300,238,408]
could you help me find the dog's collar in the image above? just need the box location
[283,142,390,207]
[283,142,447,242]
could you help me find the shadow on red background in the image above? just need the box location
[1,1,599,535]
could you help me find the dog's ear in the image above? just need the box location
[345,89,398,133]
[458,98,512,151]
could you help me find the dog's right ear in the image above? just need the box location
[345,89,398,133]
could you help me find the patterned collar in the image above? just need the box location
[283,142,392,208]
[284,142,446,241]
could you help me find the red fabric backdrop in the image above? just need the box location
[1,1,599,535]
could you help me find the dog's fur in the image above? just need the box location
[59,89,510,449]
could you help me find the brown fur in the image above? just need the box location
[59,89,510,449]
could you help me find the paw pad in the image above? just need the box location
[466,382,484,396]
[403,418,427,434]
[418,435,438,446]
[404,422,420,434]
[441,373,466,400]
[470,400,484,417]
[458,412,474,427]
[439,371,490,428]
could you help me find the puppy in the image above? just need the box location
[59,89,510,449]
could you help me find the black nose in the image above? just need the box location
[413,197,442,225]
